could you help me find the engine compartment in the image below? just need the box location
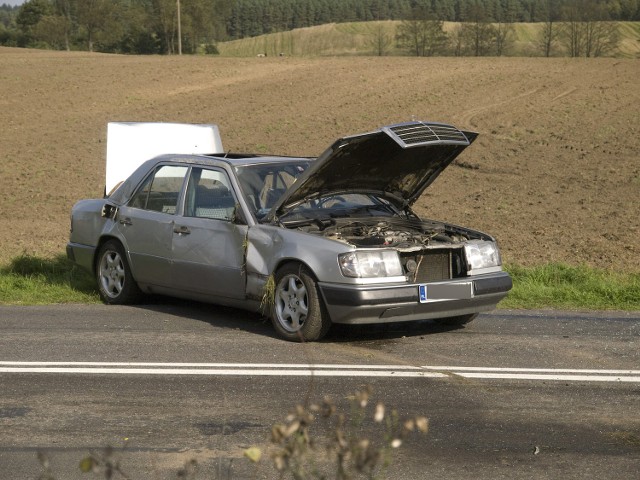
[299,218,471,250]
[294,218,472,281]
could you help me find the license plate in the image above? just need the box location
[419,283,473,303]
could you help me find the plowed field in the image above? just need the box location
[1,47,638,271]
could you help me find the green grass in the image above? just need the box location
[0,255,638,311]
[502,263,640,310]
[0,254,99,305]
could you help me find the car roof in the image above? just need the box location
[106,152,314,203]
[153,153,314,167]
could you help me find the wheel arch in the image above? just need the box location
[272,258,318,280]
[93,235,134,278]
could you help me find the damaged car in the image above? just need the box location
[67,121,512,341]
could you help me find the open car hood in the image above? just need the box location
[268,121,477,220]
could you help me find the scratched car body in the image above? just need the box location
[67,121,512,341]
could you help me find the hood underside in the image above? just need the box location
[269,121,477,218]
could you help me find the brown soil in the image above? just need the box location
[0,48,638,271]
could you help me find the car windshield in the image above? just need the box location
[235,161,311,219]
[280,193,401,225]
[236,161,405,223]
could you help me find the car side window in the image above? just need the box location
[185,168,237,221]
[129,165,188,214]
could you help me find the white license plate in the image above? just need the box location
[419,283,473,303]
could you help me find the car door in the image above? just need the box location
[170,167,247,300]
[117,164,189,288]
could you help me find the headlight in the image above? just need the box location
[339,251,403,278]
[464,241,501,271]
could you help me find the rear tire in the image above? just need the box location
[433,313,478,326]
[271,263,331,342]
[96,240,141,305]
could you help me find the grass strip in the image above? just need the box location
[0,255,638,311]
[0,254,98,305]
[502,263,640,311]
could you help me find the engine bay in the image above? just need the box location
[299,218,472,250]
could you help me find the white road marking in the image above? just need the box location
[0,367,444,378]
[0,362,639,382]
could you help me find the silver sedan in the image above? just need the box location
[67,121,512,341]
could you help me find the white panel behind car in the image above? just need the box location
[105,122,223,194]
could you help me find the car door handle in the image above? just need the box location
[173,225,190,235]
[119,217,132,226]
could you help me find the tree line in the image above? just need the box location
[1,0,638,55]
[1,0,232,53]
[226,0,639,38]
[394,0,628,57]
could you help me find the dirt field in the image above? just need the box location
[1,47,638,271]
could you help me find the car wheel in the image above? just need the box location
[271,263,331,342]
[96,240,141,305]
[434,313,478,326]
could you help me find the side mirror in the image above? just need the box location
[101,203,118,219]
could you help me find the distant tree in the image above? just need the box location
[0,6,17,30]
[494,1,516,56]
[52,0,74,51]
[396,4,447,57]
[73,0,123,52]
[211,0,234,41]
[180,0,229,53]
[0,7,21,47]
[32,14,68,49]
[619,0,640,20]
[110,1,158,54]
[433,0,456,21]
[560,0,620,57]
[152,0,178,54]
[459,2,495,56]
[537,0,559,57]
[560,0,586,56]
[494,21,514,56]
[583,1,620,56]
[368,21,393,56]
[450,23,465,55]
[370,0,392,20]
[586,20,620,56]
[16,0,53,41]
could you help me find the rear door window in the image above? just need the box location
[129,165,188,214]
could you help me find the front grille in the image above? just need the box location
[386,122,469,148]
[401,249,465,283]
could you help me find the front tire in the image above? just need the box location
[271,263,331,342]
[96,240,141,305]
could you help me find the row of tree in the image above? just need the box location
[226,0,640,38]
[1,0,232,53]
[0,0,637,55]
[393,0,622,57]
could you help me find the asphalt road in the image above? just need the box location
[0,304,638,479]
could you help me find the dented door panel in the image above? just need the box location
[171,217,248,299]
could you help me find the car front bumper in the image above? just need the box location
[318,271,512,325]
